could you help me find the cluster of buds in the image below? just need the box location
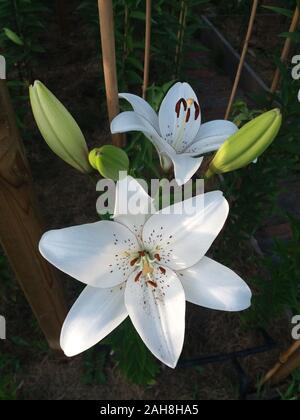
[29,81,129,179]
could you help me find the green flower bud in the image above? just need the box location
[205,108,282,178]
[89,145,130,181]
[29,81,92,173]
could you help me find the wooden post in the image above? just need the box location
[270,7,300,94]
[0,80,67,350]
[142,0,152,99]
[225,0,259,120]
[98,0,125,147]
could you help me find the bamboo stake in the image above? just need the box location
[0,80,67,350]
[225,0,259,120]
[262,339,300,386]
[270,7,300,94]
[98,0,125,147]
[142,0,152,99]
[175,1,185,74]
[175,0,188,78]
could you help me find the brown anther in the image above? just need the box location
[147,280,158,288]
[130,257,139,267]
[139,251,146,257]
[175,98,187,118]
[154,253,161,261]
[135,271,143,282]
[194,101,200,120]
[159,267,166,275]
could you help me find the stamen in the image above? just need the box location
[175,98,187,118]
[154,253,161,261]
[135,271,143,282]
[130,257,139,266]
[159,267,166,275]
[185,108,191,123]
[194,101,200,120]
[139,251,146,257]
[147,280,158,288]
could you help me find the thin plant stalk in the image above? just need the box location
[175,1,186,78]
[270,6,300,94]
[225,0,259,120]
[142,0,152,99]
[262,340,300,386]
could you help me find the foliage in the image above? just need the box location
[218,0,300,331]
[0,0,50,78]
[77,0,209,91]
[241,215,300,327]
[82,347,108,385]
[105,318,160,385]
[0,0,51,128]
[279,368,300,400]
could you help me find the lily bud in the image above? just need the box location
[89,145,130,181]
[205,109,282,178]
[29,81,92,173]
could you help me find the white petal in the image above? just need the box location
[61,284,128,357]
[119,93,160,133]
[111,111,174,158]
[113,176,155,240]
[39,221,139,288]
[125,265,185,368]
[159,82,201,152]
[186,120,238,156]
[178,257,252,312]
[172,154,204,186]
[143,191,229,271]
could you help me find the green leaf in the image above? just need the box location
[262,6,293,18]
[3,28,24,46]
[105,319,160,385]
[279,32,300,42]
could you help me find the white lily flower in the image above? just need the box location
[39,177,251,368]
[111,82,238,186]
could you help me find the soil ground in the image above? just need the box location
[0,2,295,400]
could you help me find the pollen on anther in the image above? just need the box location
[135,271,142,282]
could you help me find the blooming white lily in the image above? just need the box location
[111,82,238,186]
[39,176,251,368]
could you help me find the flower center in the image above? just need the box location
[130,251,165,288]
[173,97,200,152]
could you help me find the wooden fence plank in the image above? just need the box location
[0,80,67,350]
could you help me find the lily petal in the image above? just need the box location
[119,93,160,133]
[125,265,185,368]
[178,257,252,312]
[143,191,229,271]
[61,284,128,357]
[172,154,204,186]
[111,111,174,158]
[159,82,201,152]
[39,221,139,288]
[186,120,238,156]
[114,176,156,241]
